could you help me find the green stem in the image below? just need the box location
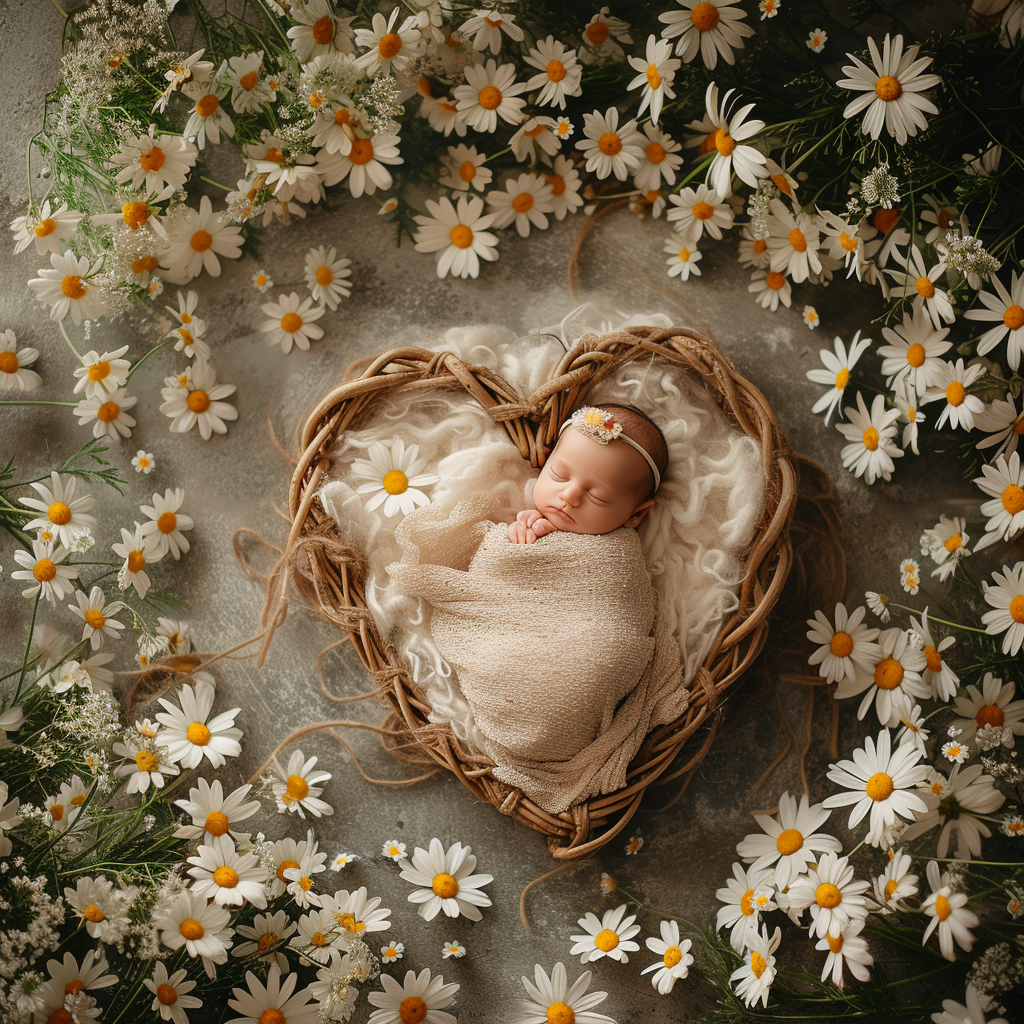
[12,592,41,705]
[0,401,78,407]
[125,338,173,385]
[888,602,988,633]
[59,320,81,359]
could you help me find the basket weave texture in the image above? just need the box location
[280,326,798,859]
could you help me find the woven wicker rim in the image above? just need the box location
[281,325,797,859]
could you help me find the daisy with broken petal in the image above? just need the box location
[667,184,733,243]
[964,270,1024,371]
[284,857,326,910]
[10,539,78,603]
[227,964,318,1024]
[580,9,633,63]
[921,860,979,960]
[736,791,841,890]
[878,306,951,397]
[323,885,392,940]
[509,116,561,163]
[822,728,929,846]
[925,358,986,432]
[68,585,125,650]
[981,561,1024,656]
[21,470,97,548]
[261,292,326,354]
[113,735,179,793]
[421,94,467,138]
[11,198,84,255]
[169,320,211,361]
[413,195,500,279]
[155,677,243,769]
[641,920,692,995]
[659,0,755,69]
[871,848,918,914]
[729,924,780,1009]
[815,917,872,988]
[627,35,680,126]
[461,9,524,54]
[523,36,583,109]
[367,968,459,1024]
[233,910,297,974]
[140,487,194,559]
[787,851,871,938]
[577,107,644,181]
[441,940,466,960]
[665,236,702,281]
[400,837,493,922]
[160,359,238,440]
[272,748,334,818]
[838,33,940,145]
[807,602,881,685]
[72,346,131,401]
[188,833,269,909]
[570,904,641,964]
[907,609,958,700]
[837,392,903,485]
[953,672,1024,749]
[819,209,876,281]
[331,851,356,870]
[974,451,1024,551]
[701,82,767,195]
[454,59,527,134]
[174,778,262,843]
[438,144,492,192]
[715,861,775,952]
[29,250,107,324]
[890,244,955,327]
[748,268,792,311]
[545,155,584,221]
[0,328,41,391]
[806,331,872,426]
[351,438,439,517]
[487,173,554,238]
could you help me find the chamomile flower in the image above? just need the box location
[894,386,926,455]
[787,852,871,938]
[154,889,233,968]
[890,244,956,327]
[633,124,682,195]
[174,778,262,842]
[715,862,775,952]
[260,292,326,354]
[509,116,561,163]
[381,941,404,963]
[29,250,107,324]
[272,749,334,818]
[700,82,767,195]
[40,950,118,1011]
[453,60,527,133]
[659,0,755,69]
[839,626,930,726]
[440,940,466,960]
[143,962,202,1024]
[664,236,702,281]
[287,0,355,64]
[353,8,423,76]
[837,392,903,485]
[627,35,680,126]
[139,488,193,559]
[160,359,238,440]
[487,173,554,237]
[268,831,321,899]
[933,984,1009,1024]
[952,673,1024,749]
[901,558,921,594]
[807,28,827,52]
[227,964,318,1024]
[108,127,198,202]
[819,210,875,281]
[872,848,918,914]
[366,968,459,1024]
[113,735,180,793]
[544,156,584,220]
[729,925,780,1009]
[161,196,244,283]
[253,270,274,292]
[975,392,1024,460]
[318,131,403,198]
[766,200,824,283]
[921,860,979,960]
[21,471,97,548]
[878,306,952,396]
[981,561,1024,656]
[511,961,615,1024]
[667,183,733,242]
[0,329,41,391]
[570,904,641,964]
[233,911,297,974]
[11,198,84,255]
[382,839,407,862]
[421,95,467,137]
[815,917,872,988]
[640,920,692,995]
[155,677,243,769]
[924,358,985,431]
[322,885,391,939]
[580,9,633,64]
[523,37,583,109]
[806,331,872,425]
[748,267,791,310]
[68,585,125,650]
[74,388,137,441]
[63,877,131,944]
[331,851,356,870]
[182,79,234,149]
[188,833,269,909]
[225,51,274,114]
[822,729,929,846]
[806,602,881,685]
[71,347,130,402]
[438,144,492,193]
[413,195,500,279]
[974,452,1024,551]
[576,107,644,181]
[350,438,439,517]
[10,539,78,603]
[284,856,326,910]
[399,837,493,922]
[837,34,940,145]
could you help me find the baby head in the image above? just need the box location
[532,404,669,535]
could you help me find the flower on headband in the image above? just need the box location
[574,406,623,444]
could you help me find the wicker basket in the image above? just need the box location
[271,325,798,859]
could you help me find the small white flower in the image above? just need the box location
[350,438,439,517]
[569,904,641,964]
[260,292,326,354]
[398,837,493,922]
[155,676,243,769]
[272,748,334,818]
[441,940,466,959]
[0,328,42,391]
[132,450,156,474]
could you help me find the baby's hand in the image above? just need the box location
[507,509,557,544]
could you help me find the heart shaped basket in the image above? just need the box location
[264,325,798,859]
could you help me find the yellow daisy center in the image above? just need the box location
[432,873,459,898]
[750,950,767,978]
[65,980,84,996]
[310,931,329,946]
[349,138,375,165]
[190,230,213,252]
[923,645,943,672]
[156,983,178,1006]
[213,865,239,888]
[739,888,754,916]
[280,312,304,333]
[96,400,122,423]
[312,16,335,45]
[835,368,850,390]
[546,1003,575,1024]
[1004,304,1024,330]
[180,917,205,940]
[399,997,428,1024]
[691,200,714,220]
[49,802,65,821]
[863,427,879,451]
[788,228,807,252]
[458,160,477,182]
[646,64,662,90]
[195,94,219,117]
[512,192,534,213]
[547,59,567,82]
[664,944,683,968]
[33,558,57,582]
[133,255,158,274]
[122,202,150,229]
[839,231,859,252]
[478,85,503,110]
[277,859,299,882]
[185,389,211,414]
[815,882,842,908]
[315,265,334,286]
[47,500,72,525]
[139,146,166,172]
[259,1011,285,1024]
[84,609,106,630]
[287,774,310,801]
[934,894,952,921]
[548,174,566,195]
[884,878,899,900]
[866,771,894,801]
[61,275,87,299]
[874,657,903,689]
[776,828,804,856]
[585,21,609,45]
[0,351,18,374]
[691,2,721,31]
[157,510,178,534]
[713,128,735,156]
[34,218,57,237]
[257,932,278,953]
[975,703,1004,728]
[915,276,935,298]
[383,470,409,494]
[134,750,158,772]
[677,246,692,262]
[874,208,900,233]
[83,903,105,922]
[830,631,854,657]
[598,132,622,155]
[642,143,665,167]
[1010,594,1024,623]
[1002,484,1024,514]
[766,271,786,290]
[339,912,364,932]
[186,722,211,746]
[945,381,965,407]
[240,70,258,91]
[450,224,474,249]
[378,32,403,59]
[205,811,230,836]
[905,343,926,367]
[827,933,843,953]
[875,75,903,101]
[594,928,620,951]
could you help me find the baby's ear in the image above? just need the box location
[625,499,654,528]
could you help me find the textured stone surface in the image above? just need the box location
[0,4,980,1023]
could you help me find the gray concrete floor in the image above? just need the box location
[0,2,986,1022]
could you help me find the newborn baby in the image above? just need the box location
[387,403,687,813]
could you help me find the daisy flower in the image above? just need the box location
[11,198,84,255]
[641,920,692,995]
[906,763,1004,858]
[837,392,903,485]
[353,8,422,76]
[350,438,439,517]
[806,602,881,686]
[921,860,979,960]
[68,585,125,650]
[160,196,244,284]
[837,33,940,145]
[839,625,929,726]
[420,94,467,138]
[40,950,118,1008]
[413,195,501,279]
[72,345,131,401]
[787,852,871,938]
[766,200,824,283]
[10,539,78,603]
[454,59,527,133]
[287,0,355,64]
[878,306,951,397]
[872,848,919,913]
[580,9,633,64]
[952,672,1024,749]
[807,28,827,52]
[182,79,234,149]
[933,984,1009,1024]
[901,558,921,594]
[382,839,407,861]
[570,903,641,964]
[367,968,459,1024]
[74,388,137,441]
[920,515,970,584]
[523,37,582,109]
[143,962,202,1024]
[659,0,755,69]
[28,250,106,323]
[108,127,198,202]
[738,227,770,269]
[187,833,269,909]
[64,876,129,943]
[227,965,318,1024]
[399,837,493,922]
[461,9,524,53]
[748,267,792,311]
[664,236,702,281]
[253,149,323,205]
[268,831,323,899]
[159,359,238,440]
[318,130,402,199]
[806,331,872,425]
[381,941,405,964]
[893,385,926,455]
[112,735,180,793]
[889,244,955,328]
[511,961,614,1024]
[331,851,356,870]
[487,173,555,238]
[633,125,682,196]
[322,885,392,939]
[802,306,820,329]
[233,911,297,974]
[822,729,929,846]
[924,358,986,431]
[154,889,232,972]
[736,791,842,890]
[818,210,876,281]
[700,82,766,195]
[253,269,274,293]
[139,487,194,559]
[627,35,680,126]
[0,782,22,855]
[975,392,1024,460]
[667,183,733,243]
[441,940,466,960]
[0,328,41,391]
[544,155,584,220]
[908,609,958,700]
[260,292,326,354]
[272,748,334,818]
[715,861,776,952]
[576,107,644,181]
[815,917,872,988]
[20,471,97,548]
[226,51,274,114]
[438,144,492,193]
[974,452,1024,551]
[729,925,780,1009]
[509,116,561,163]
[919,193,962,244]
[155,677,243,769]
[174,778,262,843]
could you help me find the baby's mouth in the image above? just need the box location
[549,506,574,523]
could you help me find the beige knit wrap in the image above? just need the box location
[386,495,689,813]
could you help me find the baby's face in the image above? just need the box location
[531,427,654,535]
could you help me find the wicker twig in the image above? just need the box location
[264,326,798,858]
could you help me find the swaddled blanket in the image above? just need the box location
[386,494,688,813]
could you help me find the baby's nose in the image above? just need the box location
[558,482,582,506]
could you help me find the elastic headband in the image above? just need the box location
[558,406,661,493]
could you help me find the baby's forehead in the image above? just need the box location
[550,430,646,480]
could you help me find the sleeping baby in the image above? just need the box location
[386,404,689,813]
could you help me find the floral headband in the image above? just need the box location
[559,406,662,493]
